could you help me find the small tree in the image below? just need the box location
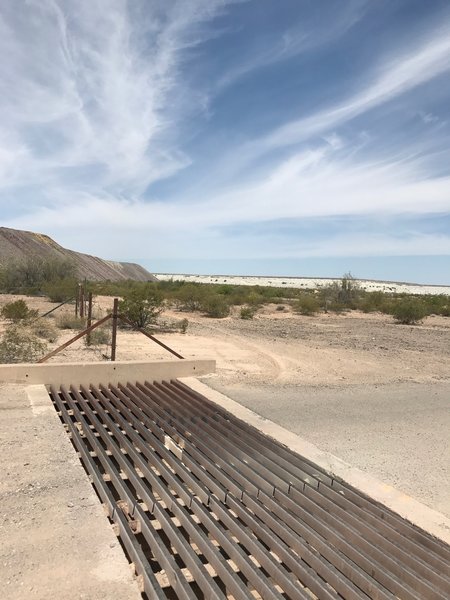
[392,299,427,325]
[202,296,230,318]
[119,287,163,329]
[175,284,207,312]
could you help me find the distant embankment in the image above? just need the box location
[156,273,450,296]
[0,227,157,282]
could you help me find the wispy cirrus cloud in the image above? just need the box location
[1,1,450,280]
[0,0,236,200]
[224,22,450,169]
[214,0,367,91]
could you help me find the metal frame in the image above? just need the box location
[49,380,450,599]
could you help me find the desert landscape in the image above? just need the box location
[1,292,449,518]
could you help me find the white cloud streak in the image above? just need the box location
[232,23,450,164]
[0,0,234,196]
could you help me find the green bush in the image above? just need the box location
[0,258,76,294]
[1,300,38,322]
[240,306,256,319]
[56,314,87,330]
[173,284,208,312]
[320,273,361,312]
[293,294,320,316]
[43,277,77,302]
[119,287,163,328]
[0,325,47,363]
[203,296,230,318]
[392,299,428,324]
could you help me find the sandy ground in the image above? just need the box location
[1,294,449,516]
[0,383,141,600]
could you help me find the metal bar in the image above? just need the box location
[48,379,450,599]
[37,314,112,362]
[138,381,449,598]
[49,385,166,599]
[34,297,75,320]
[174,381,450,565]
[86,292,93,346]
[79,284,84,318]
[169,381,450,586]
[122,382,399,600]
[111,298,118,361]
[68,385,252,600]
[94,384,318,600]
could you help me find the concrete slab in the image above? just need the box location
[0,383,142,600]
[182,377,450,547]
[0,358,215,387]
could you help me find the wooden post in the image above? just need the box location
[86,292,93,346]
[111,298,119,361]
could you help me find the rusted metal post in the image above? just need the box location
[79,284,85,318]
[111,298,119,361]
[75,284,80,316]
[86,292,93,346]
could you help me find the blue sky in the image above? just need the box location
[1,1,450,283]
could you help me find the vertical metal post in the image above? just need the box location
[75,284,80,316]
[86,292,93,346]
[79,284,85,318]
[111,298,119,361]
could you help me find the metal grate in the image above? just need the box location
[49,380,450,599]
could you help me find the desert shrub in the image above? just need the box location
[439,304,450,317]
[119,287,163,328]
[1,300,38,322]
[43,277,77,302]
[0,325,47,363]
[29,318,59,342]
[358,291,386,313]
[240,306,256,320]
[0,258,76,294]
[56,314,87,330]
[85,326,111,347]
[174,284,208,312]
[245,292,264,307]
[293,294,320,316]
[276,304,286,311]
[180,318,189,333]
[392,299,428,324]
[320,273,361,312]
[203,296,230,318]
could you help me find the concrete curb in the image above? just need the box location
[0,358,215,386]
[181,377,450,546]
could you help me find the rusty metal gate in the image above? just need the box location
[49,380,450,599]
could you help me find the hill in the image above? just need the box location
[0,227,157,282]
